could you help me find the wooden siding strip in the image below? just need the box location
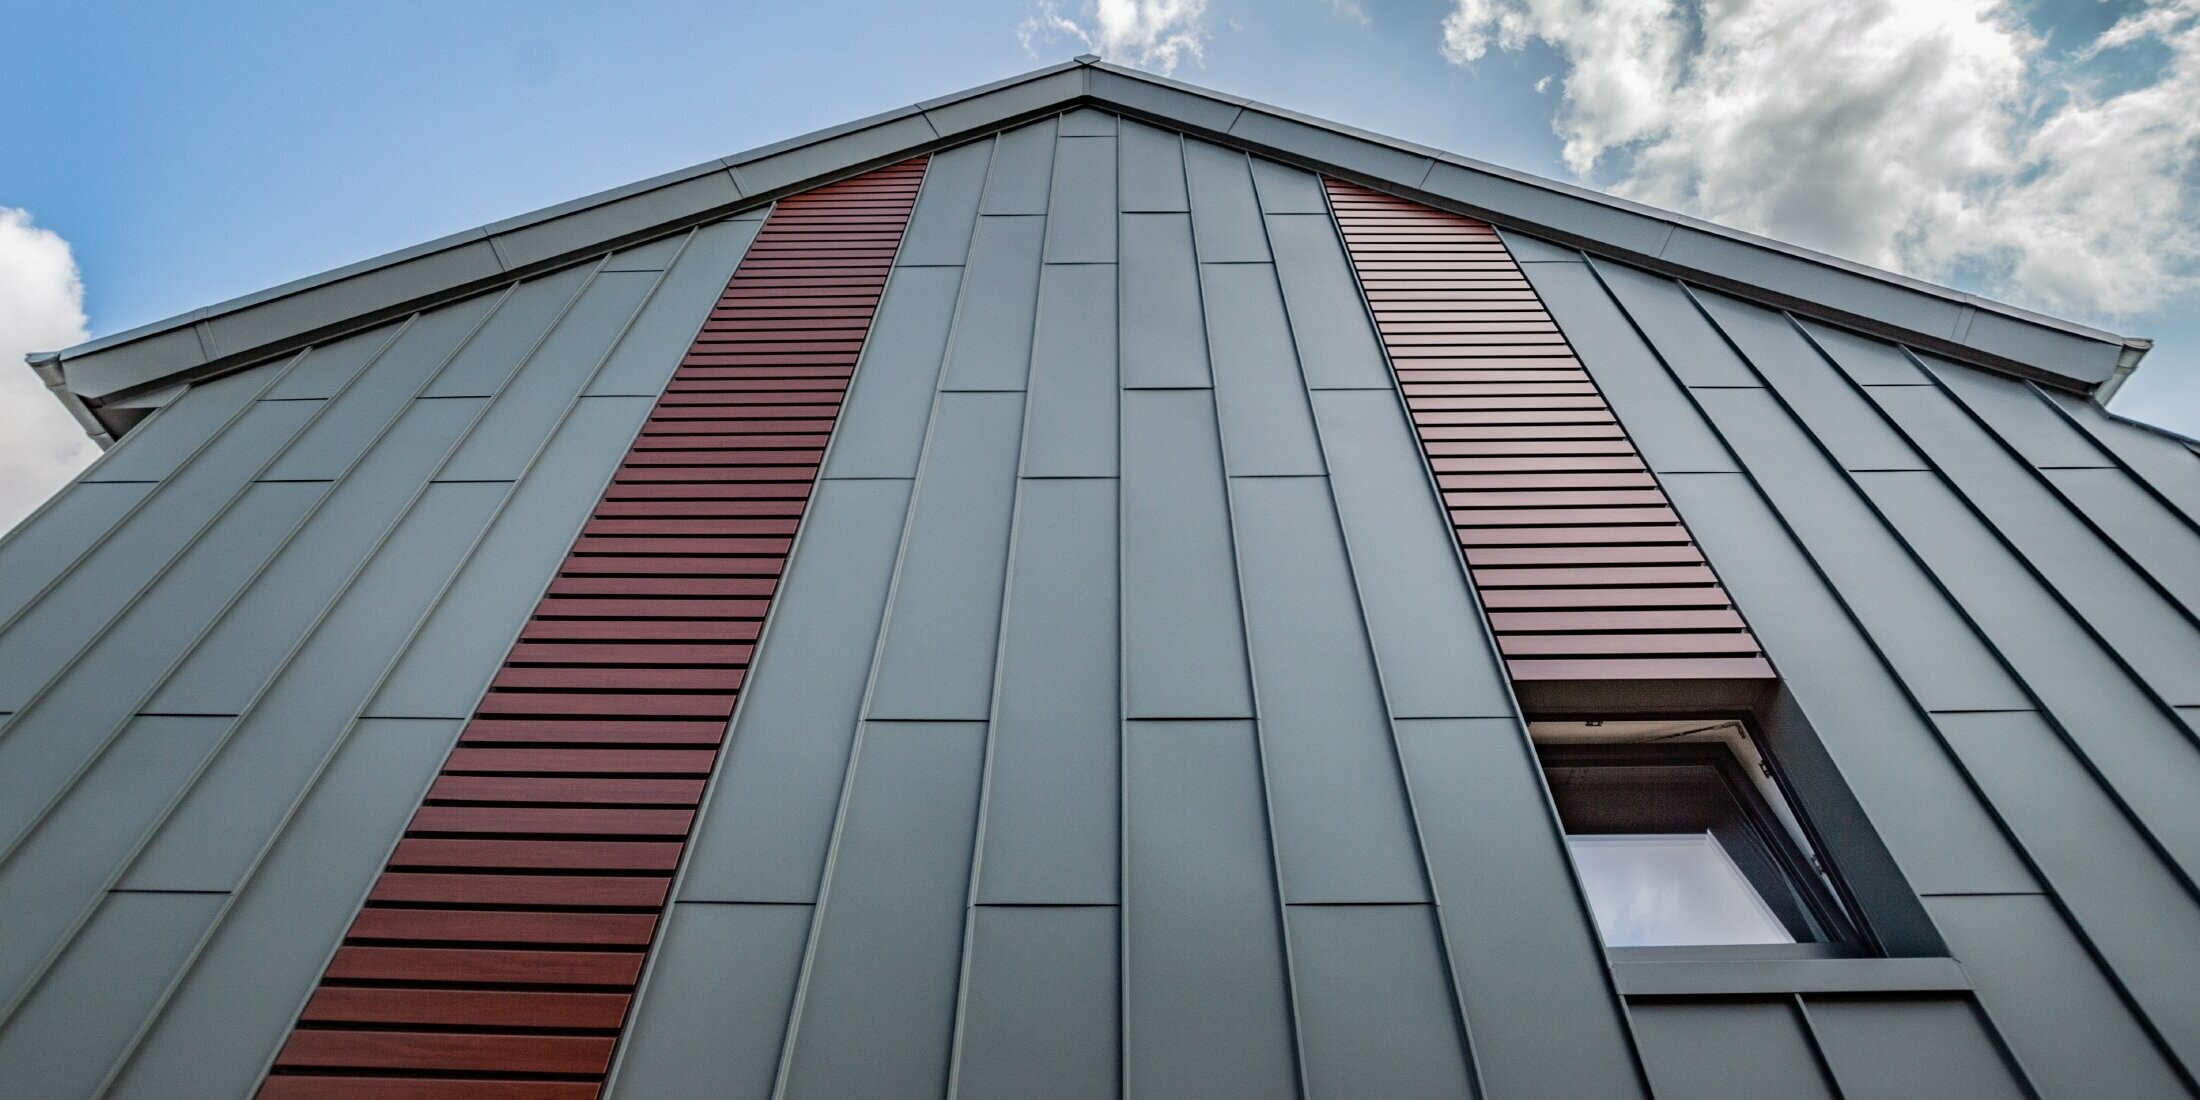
[1324,177,1772,688]
[260,158,927,1098]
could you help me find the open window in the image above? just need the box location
[1534,719,1863,954]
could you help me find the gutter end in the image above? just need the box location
[26,352,116,450]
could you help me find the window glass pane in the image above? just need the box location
[1566,832,1795,947]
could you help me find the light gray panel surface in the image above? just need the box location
[609,903,812,1100]
[2056,390,2200,525]
[103,718,455,1100]
[896,138,993,267]
[263,321,400,400]
[1249,156,1328,213]
[1021,265,1119,477]
[440,270,657,480]
[0,484,314,855]
[0,398,319,710]
[681,479,912,902]
[1694,288,1928,470]
[89,365,270,482]
[1931,362,2110,468]
[1286,905,1473,1100]
[122,483,503,891]
[1397,718,1649,1099]
[1183,140,1270,262]
[1202,264,1325,475]
[1123,720,1298,1099]
[939,217,1046,392]
[1495,227,1584,264]
[954,906,1119,1100]
[825,265,964,479]
[1523,261,1736,472]
[0,891,223,1099]
[261,294,502,481]
[0,482,151,627]
[1058,106,1117,136]
[780,721,986,1100]
[1692,387,2029,711]
[1929,893,2190,1099]
[151,397,484,715]
[1630,1000,1837,1100]
[1805,997,2029,1099]
[1871,384,2200,704]
[977,479,1119,904]
[0,716,229,1012]
[1117,120,1189,212]
[1265,213,1392,390]
[1799,317,1930,384]
[368,397,652,717]
[1119,214,1211,388]
[2044,466,2200,616]
[599,232,686,272]
[867,392,1024,719]
[979,118,1058,215]
[1120,390,1253,718]
[589,218,761,396]
[1938,710,2200,1072]
[1592,263,1757,387]
[1045,136,1118,263]
[421,264,593,397]
[1664,473,2037,895]
[1861,470,2200,884]
[1230,476,1425,902]
[1312,391,1515,718]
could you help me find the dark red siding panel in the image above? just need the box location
[258,158,927,1099]
[1322,178,1775,687]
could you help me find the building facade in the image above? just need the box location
[5,59,2199,1098]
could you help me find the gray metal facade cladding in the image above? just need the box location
[0,105,2194,1100]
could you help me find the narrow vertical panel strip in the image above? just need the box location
[257,158,927,1100]
[1322,178,1773,685]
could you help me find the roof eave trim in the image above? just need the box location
[25,351,115,449]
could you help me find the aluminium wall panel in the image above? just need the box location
[1394,718,1648,1100]
[88,364,275,482]
[938,217,1047,392]
[1230,475,1426,903]
[1123,720,1299,1099]
[1803,997,2029,1099]
[1264,213,1391,390]
[1591,263,1757,388]
[779,721,987,1100]
[953,906,1119,1100]
[607,903,812,1100]
[1045,135,1118,263]
[865,391,1024,720]
[421,264,595,398]
[1285,905,1473,1100]
[1058,106,1117,136]
[589,219,764,396]
[896,138,994,267]
[1202,263,1326,475]
[2042,466,2200,616]
[263,322,402,401]
[1119,214,1211,388]
[978,118,1058,215]
[0,891,224,1099]
[1020,264,1119,477]
[103,718,456,1100]
[679,479,912,903]
[0,482,152,626]
[150,397,487,716]
[1691,288,1928,470]
[1249,157,1329,213]
[1120,389,1254,718]
[1118,120,1190,212]
[975,478,1119,905]
[1630,1000,1837,1100]
[1184,140,1271,262]
[0,398,320,710]
[2052,390,2200,526]
[824,266,966,479]
[1797,318,1929,384]
[1928,893,2191,1099]
[1929,362,2112,469]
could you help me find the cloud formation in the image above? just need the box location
[1020,0,1209,74]
[1442,0,2200,320]
[0,207,96,534]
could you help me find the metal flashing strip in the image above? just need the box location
[253,158,927,1100]
[1323,178,1774,686]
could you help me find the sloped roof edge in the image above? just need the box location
[35,57,2147,443]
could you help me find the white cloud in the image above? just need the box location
[0,207,96,534]
[1019,0,1209,74]
[1332,0,1370,27]
[1440,0,2200,320]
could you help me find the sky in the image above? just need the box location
[3,0,2195,531]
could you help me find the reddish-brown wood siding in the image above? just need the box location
[258,157,927,1100]
[1322,178,1773,685]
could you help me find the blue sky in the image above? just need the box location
[1,0,2193,526]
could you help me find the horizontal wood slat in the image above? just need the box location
[1325,178,1774,685]
[262,157,927,1098]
